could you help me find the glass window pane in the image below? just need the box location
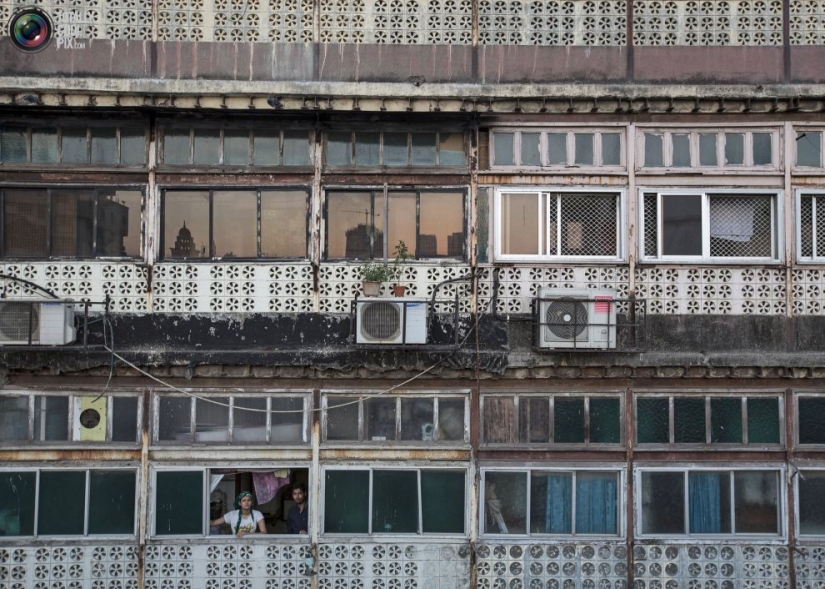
[519,397,549,443]
[38,471,85,535]
[500,192,539,256]
[439,132,466,166]
[674,397,705,443]
[520,133,541,166]
[365,398,396,441]
[326,397,359,440]
[574,133,594,165]
[576,472,618,534]
[699,133,718,166]
[411,133,437,166]
[325,470,369,533]
[710,398,742,443]
[112,397,138,443]
[283,131,310,165]
[689,472,731,534]
[797,131,822,167]
[644,134,664,167]
[753,133,772,166]
[662,194,703,256]
[372,470,418,533]
[724,133,744,165]
[530,472,572,534]
[547,133,566,165]
[355,132,380,166]
[641,472,684,534]
[384,132,408,166]
[34,396,68,441]
[325,191,377,259]
[253,132,279,166]
[90,127,116,164]
[163,191,209,259]
[483,397,516,444]
[400,398,434,441]
[0,472,35,535]
[637,398,669,444]
[223,130,250,165]
[799,397,825,444]
[590,397,620,444]
[438,398,465,441]
[51,189,95,257]
[195,397,229,443]
[1,125,27,162]
[261,190,306,258]
[672,134,691,167]
[799,471,825,535]
[271,397,304,443]
[120,128,146,165]
[554,398,584,444]
[387,191,416,259]
[213,190,257,259]
[61,128,88,164]
[493,132,515,165]
[422,471,464,533]
[232,397,267,443]
[4,189,47,257]
[601,133,621,166]
[158,397,191,442]
[747,397,779,444]
[485,472,526,534]
[419,191,463,258]
[31,127,57,163]
[327,132,352,166]
[734,471,778,534]
[155,471,203,535]
[0,396,29,441]
[88,470,136,534]
[163,129,190,164]
[97,189,142,258]
[193,129,220,165]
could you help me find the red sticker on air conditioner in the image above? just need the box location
[594,295,613,313]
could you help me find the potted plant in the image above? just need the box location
[391,240,414,297]
[358,260,394,297]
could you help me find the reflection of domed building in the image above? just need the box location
[170,221,200,258]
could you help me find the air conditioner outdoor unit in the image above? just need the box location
[356,297,428,345]
[537,288,616,350]
[0,300,76,345]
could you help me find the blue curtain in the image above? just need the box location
[689,472,723,533]
[575,474,617,534]
[544,474,572,533]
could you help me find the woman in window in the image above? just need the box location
[210,491,267,537]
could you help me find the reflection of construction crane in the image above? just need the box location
[341,209,382,230]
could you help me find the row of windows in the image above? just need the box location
[7,466,825,539]
[4,392,824,448]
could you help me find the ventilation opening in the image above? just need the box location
[544,299,589,341]
[360,301,401,341]
[0,302,39,342]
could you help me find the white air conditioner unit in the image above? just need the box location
[537,288,616,350]
[0,300,76,345]
[356,297,428,345]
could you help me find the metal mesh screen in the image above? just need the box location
[817,196,825,258]
[709,195,773,258]
[801,195,813,258]
[643,193,658,257]
[0,302,39,342]
[558,193,618,256]
[360,302,400,340]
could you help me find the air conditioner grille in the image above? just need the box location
[545,299,589,340]
[0,302,40,342]
[361,301,401,340]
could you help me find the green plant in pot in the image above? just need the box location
[391,240,414,297]
[358,260,394,297]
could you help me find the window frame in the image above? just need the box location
[634,392,785,448]
[489,127,627,171]
[795,468,825,539]
[639,188,782,263]
[479,466,625,539]
[794,393,825,447]
[323,130,468,169]
[152,392,311,446]
[636,127,781,172]
[321,391,470,444]
[493,186,626,262]
[796,189,825,263]
[160,186,311,261]
[480,392,625,448]
[635,466,785,540]
[793,126,825,171]
[0,391,142,445]
[0,466,138,538]
[321,465,469,538]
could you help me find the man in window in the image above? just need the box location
[287,482,308,534]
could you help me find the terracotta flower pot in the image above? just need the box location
[392,284,407,297]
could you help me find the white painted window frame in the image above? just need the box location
[796,188,825,262]
[489,127,627,171]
